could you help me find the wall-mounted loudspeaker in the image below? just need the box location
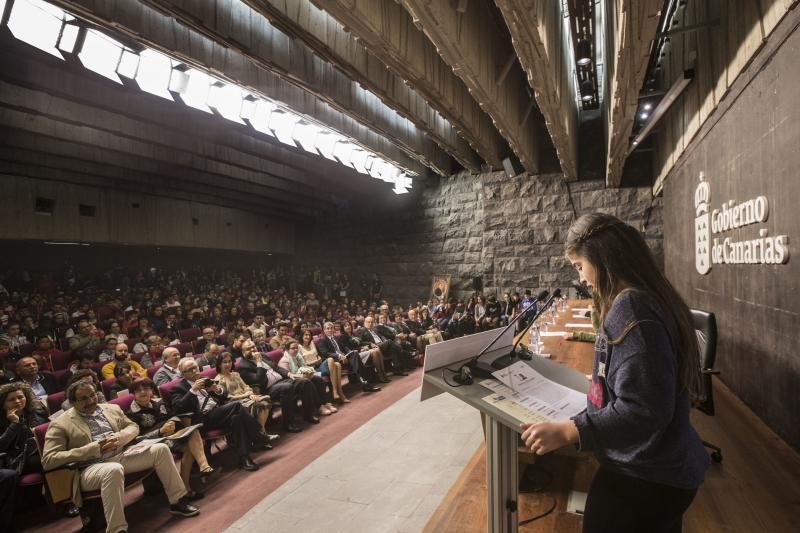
[502,157,523,178]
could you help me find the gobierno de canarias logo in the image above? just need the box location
[694,172,789,275]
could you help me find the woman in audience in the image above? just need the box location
[278,340,334,416]
[99,336,117,362]
[214,352,277,439]
[31,337,57,372]
[108,363,133,399]
[126,378,213,500]
[473,295,486,332]
[0,382,48,475]
[339,321,390,383]
[61,369,107,411]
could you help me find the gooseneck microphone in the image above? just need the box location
[452,290,549,384]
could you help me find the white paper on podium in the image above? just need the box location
[565,323,594,328]
[571,307,591,312]
[479,361,586,422]
[539,331,566,337]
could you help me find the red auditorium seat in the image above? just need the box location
[178,328,201,343]
[19,343,34,356]
[310,327,322,337]
[173,342,193,356]
[109,393,135,413]
[50,351,72,371]
[100,378,117,400]
[46,391,66,415]
[265,349,283,365]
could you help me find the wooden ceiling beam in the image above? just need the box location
[399,0,541,173]
[496,0,580,180]
[312,0,506,169]
[604,0,663,187]
[239,0,482,172]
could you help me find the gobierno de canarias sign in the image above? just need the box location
[694,172,789,275]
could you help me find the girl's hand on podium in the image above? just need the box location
[521,421,579,455]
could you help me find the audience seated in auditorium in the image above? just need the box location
[194,328,217,355]
[237,341,319,433]
[268,322,293,351]
[61,369,107,411]
[12,357,58,401]
[214,352,277,440]
[42,380,199,532]
[318,322,382,393]
[358,316,411,375]
[171,357,269,471]
[67,319,100,352]
[108,364,134,400]
[0,323,26,356]
[339,321,389,384]
[31,337,57,372]
[196,343,222,369]
[404,308,443,354]
[62,351,101,387]
[101,343,146,380]
[279,340,334,416]
[99,336,118,363]
[126,378,213,500]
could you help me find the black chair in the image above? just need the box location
[690,308,723,463]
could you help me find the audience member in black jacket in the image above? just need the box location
[237,348,320,433]
[0,382,48,476]
[170,358,267,471]
[12,357,59,401]
[356,316,413,375]
[318,322,382,391]
[337,322,390,383]
[484,296,502,329]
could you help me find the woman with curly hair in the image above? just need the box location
[0,382,48,475]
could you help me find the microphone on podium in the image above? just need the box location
[453,289,551,385]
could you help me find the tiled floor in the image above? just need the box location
[225,388,484,533]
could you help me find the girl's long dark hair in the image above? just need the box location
[565,213,701,401]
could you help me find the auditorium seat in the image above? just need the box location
[46,391,66,415]
[178,328,201,343]
[50,351,72,371]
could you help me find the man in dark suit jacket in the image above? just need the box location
[237,341,319,433]
[170,357,267,471]
[317,322,380,392]
[356,317,412,376]
[12,357,59,401]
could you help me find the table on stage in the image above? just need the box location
[422,299,595,533]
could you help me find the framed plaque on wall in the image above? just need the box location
[430,274,451,303]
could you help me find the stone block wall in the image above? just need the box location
[312,171,662,304]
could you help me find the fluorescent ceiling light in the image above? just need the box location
[208,83,246,124]
[135,49,173,101]
[268,110,299,146]
[57,22,80,54]
[79,29,123,84]
[8,0,68,59]
[174,68,212,113]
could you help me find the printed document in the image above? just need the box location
[480,361,586,422]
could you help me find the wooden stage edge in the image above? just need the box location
[424,376,800,532]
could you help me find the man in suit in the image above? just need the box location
[404,308,444,354]
[170,358,268,471]
[317,322,381,392]
[378,314,417,357]
[42,381,198,533]
[237,342,319,433]
[13,357,59,401]
[357,316,412,376]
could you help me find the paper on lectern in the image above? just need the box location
[480,361,586,422]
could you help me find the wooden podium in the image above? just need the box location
[420,302,593,533]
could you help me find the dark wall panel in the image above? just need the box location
[663,18,800,450]
[0,175,295,254]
